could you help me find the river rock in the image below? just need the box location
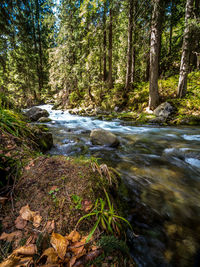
[90,128,119,147]
[38,117,52,123]
[25,107,49,121]
[31,125,53,152]
[154,102,174,118]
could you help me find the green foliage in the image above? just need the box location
[76,188,132,242]
[0,108,31,138]
[71,194,83,209]
[49,187,60,206]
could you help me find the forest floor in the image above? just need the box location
[0,109,133,266]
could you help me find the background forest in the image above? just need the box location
[0,0,200,115]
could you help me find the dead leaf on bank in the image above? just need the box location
[13,244,37,256]
[33,213,42,228]
[19,205,33,221]
[81,200,93,212]
[68,256,77,267]
[66,230,81,243]
[43,220,55,233]
[19,205,42,227]
[0,255,21,267]
[39,265,60,267]
[50,186,58,191]
[25,234,37,245]
[16,257,33,266]
[39,248,59,264]
[69,241,85,255]
[50,233,69,260]
[15,216,27,230]
[0,231,22,242]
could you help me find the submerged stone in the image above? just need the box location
[38,117,52,123]
[90,128,119,147]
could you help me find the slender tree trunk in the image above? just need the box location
[131,46,136,83]
[108,1,113,89]
[125,0,134,90]
[35,0,43,93]
[195,0,200,17]
[31,0,39,101]
[149,0,163,110]
[103,1,107,82]
[177,0,194,98]
[169,0,174,55]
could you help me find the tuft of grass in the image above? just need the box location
[0,108,33,138]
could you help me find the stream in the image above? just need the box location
[39,105,200,266]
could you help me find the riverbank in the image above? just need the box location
[0,107,133,266]
[52,71,200,127]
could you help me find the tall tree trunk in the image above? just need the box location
[168,0,174,55]
[131,46,136,83]
[103,0,107,82]
[125,0,134,90]
[31,0,40,101]
[108,1,113,89]
[177,0,194,98]
[149,0,163,110]
[35,0,43,93]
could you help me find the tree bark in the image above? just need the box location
[168,0,174,55]
[125,0,134,90]
[103,0,107,82]
[149,0,163,110]
[35,0,43,93]
[131,46,136,83]
[177,0,194,98]
[108,1,113,89]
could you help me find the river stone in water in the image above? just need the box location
[38,117,52,123]
[25,107,49,121]
[154,102,174,118]
[90,128,119,147]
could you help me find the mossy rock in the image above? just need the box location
[30,125,53,152]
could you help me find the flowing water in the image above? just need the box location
[39,105,200,266]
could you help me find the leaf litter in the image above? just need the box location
[0,156,108,266]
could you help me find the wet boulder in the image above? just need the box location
[90,128,119,147]
[154,102,174,118]
[31,125,53,152]
[25,107,49,121]
[38,117,52,123]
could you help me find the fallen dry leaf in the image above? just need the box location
[16,257,33,266]
[19,205,42,227]
[73,249,102,266]
[39,248,59,264]
[69,242,85,255]
[33,213,42,228]
[19,205,34,221]
[0,255,21,267]
[13,244,37,256]
[50,232,69,260]
[68,256,77,267]
[50,186,58,191]
[25,234,37,245]
[15,216,27,230]
[66,230,81,243]
[81,200,93,212]
[39,265,60,267]
[0,231,22,242]
[44,220,55,233]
